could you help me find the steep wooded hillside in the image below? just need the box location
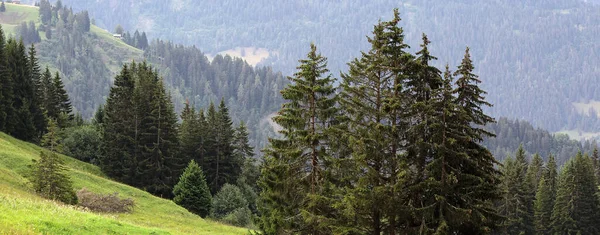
[59,0,600,138]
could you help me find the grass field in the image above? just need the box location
[0,3,39,36]
[0,132,249,235]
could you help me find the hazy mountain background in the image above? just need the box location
[53,0,600,141]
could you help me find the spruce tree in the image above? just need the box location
[173,160,212,218]
[53,72,73,125]
[179,101,202,168]
[132,62,181,197]
[534,157,556,235]
[334,11,410,234]
[498,146,534,235]
[31,151,77,205]
[525,153,543,193]
[0,25,7,131]
[5,39,36,141]
[551,152,600,234]
[40,67,57,119]
[27,44,46,138]
[258,43,337,234]
[101,64,136,182]
[449,47,502,233]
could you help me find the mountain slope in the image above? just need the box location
[60,0,600,139]
[0,132,248,234]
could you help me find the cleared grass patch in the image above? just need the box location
[0,132,249,234]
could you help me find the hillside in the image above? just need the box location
[60,0,600,140]
[0,3,287,152]
[0,132,248,234]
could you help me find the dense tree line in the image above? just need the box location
[99,61,257,202]
[121,30,148,50]
[0,25,72,143]
[16,21,41,45]
[257,11,501,234]
[62,0,600,136]
[498,145,600,234]
[483,117,598,166]
[144,40,287,153]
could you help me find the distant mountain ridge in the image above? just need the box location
[59,0,600,139]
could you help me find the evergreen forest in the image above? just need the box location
[1,1,600,234]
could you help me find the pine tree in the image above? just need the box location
[545,154,558,195]
[179,101,202,167]
[449,47,502,233]
[101,64,136,182]
[0,25,8,131]
[173,160,212,218]
[551,152,600,234]
[41,118,62,152]
[131,62,181,197]
[232,121,254,160]
[498,146,534,235]
[534,169,556,234]
[593,146,600,184]
[5,39,36,141]
[257,43,337,234]
[334,11,410,234]
[31,151,77,205]
[53,72,73,125]
[27,44,46,138]
[526,153,544,194]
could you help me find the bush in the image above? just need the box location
[173,160,212,218]
[31,151,77,205]
[223,207,252,227]
[212,183,248,219]
[76,188,134,213]
[61,125,102,164]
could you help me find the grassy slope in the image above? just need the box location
[0,3,38,36]
[0,132,249,234]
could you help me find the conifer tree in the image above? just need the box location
[593,146,600,184]
[101,64,136,182]
[334,11,410,234]
[27,44,46,138]
[40,67,56,118]
[0,25,7,131]
[41,118,62,152]
[498,146,534,235]
[258,43,337,234]
[5,39,36,141]
[173,160,212,218]
[179,101,202,167]
[534,163,555,234]
[132,62,181,197]
[551,152,600,234]
[449,47,502,233]
[53,72,73,124]
[525,153,543,194]
[31,151,77,205]
[545,154,558,195]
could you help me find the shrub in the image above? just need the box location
[61,125,102,164]
[76,188,134,213]
[222,207,252,227]
[212,183,248,219]
[31,151,77,205]
[173,160,212,218]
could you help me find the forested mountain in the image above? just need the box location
[1,2,287,151]
[59,0,600,137]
